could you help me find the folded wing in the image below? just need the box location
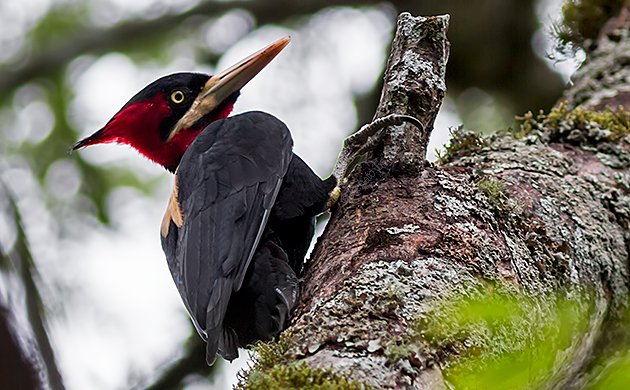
[160,111,293,363]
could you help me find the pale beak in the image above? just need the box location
[169,36,291,141]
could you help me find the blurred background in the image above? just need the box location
[0,0,582,389]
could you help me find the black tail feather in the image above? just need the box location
[204,278,232,365]
[223,240,298,351]
[218,327,239,362]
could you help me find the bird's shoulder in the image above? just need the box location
[175,111,291,198]
[187,111,292,154]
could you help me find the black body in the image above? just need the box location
[161,111,335,363]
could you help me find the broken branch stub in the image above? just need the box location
[374,12,450,166]
[332,13,450,182]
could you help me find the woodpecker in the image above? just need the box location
[72,37,337,364]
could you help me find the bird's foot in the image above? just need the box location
[331,114,423,183]
[325,186,342,209]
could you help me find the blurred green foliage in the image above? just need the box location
[30,4,90,47]
[413,284,630,390]
[585,293,630,389]
[422,285,594,389]
[587,353,630,389]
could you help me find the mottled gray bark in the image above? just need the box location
[561,7,630,110]
[240,11,630,389]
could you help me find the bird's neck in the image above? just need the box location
[138,101,236,172]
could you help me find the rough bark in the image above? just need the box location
[239,11,630,389]
[561,6,630,110]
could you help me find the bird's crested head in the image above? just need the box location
[72,37,290,171]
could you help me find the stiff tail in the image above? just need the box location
[205,240,298,364]
[204,278,232,365]
[223,241,298,353]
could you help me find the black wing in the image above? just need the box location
[161,111,292,363]
[271,154,337,220]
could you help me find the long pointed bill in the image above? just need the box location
[168,36,291,141]
[71,128,106,151]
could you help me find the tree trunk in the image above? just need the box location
[238,11,630,390]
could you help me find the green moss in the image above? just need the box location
[555,0,625,50]
[251,335,293,371]
[516,102,630,143]
[236,334,369,390]
[437,126,489,164]
[245,362,365,390]
[384,336,423,363]
[476,177,508,211]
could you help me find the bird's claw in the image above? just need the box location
[325,186,342,209]
[331,114,423,183]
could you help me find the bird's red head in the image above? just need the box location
[73,37,291,172]
[73,73,233,170]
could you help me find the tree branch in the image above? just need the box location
[331,13,449,181]
[311,13,450,307]
[239,11,629,389]
[0,0,380,94]
[372,13,449,163]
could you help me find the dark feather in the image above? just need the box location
[222,240,299,354]
[160,111,292,363]
[271,155,336,220]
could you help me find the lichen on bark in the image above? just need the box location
[237,9,630,390]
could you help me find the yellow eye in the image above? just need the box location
[170,90,185,104]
